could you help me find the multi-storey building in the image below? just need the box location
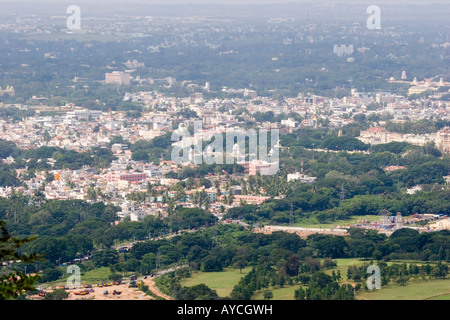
[437,127,450,154]
[105,71,131,85]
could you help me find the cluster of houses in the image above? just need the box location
[0,80,448,222]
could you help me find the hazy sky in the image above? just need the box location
[1,0,448,8]
[1,0,448,20]
[0,0,448,3]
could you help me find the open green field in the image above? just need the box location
[292,215,381,229]
[427,293,450,300]
[253,285,298,300]
[181,267,252,297]
[181,267,300,300]
[42,266,113,287]
[179,259,368,300]
[356,278,450,300]
[252,258,369,300]
[77,267,113,284]
[323,258,369,278]
[251,278,450,301]
[327,259,450,300]
[180,259,449,300]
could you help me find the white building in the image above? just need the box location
[287,172,317,183]
[65,109,103,119]
[281,118,298,128]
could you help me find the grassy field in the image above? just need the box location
[253,285,298,300]
[179,259,368,300]
[427,293,450,300]
[252,258,370,300]
[323,258,369,278]
[43,266,113,287]
[356,278,450,300]
[181,267,301,300]
[180,259,449,300]
[78,267,113,284]
[180,267,252,297]
[326,259,450,300]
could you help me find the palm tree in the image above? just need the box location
[167,199,176,215]
[87,185,97,201]
[191,191,199,207]
[162,192,168,204]
[226,188,234,205]
[146,182,153,194]
[176,189,186,202]
[240,178,248,195]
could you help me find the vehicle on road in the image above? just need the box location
[99,282,111,287]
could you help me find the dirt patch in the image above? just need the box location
[67,283,153,300]
[30,277,173,300]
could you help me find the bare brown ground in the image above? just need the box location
[29,277,172,300]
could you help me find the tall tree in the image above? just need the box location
[0,221,40,299]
